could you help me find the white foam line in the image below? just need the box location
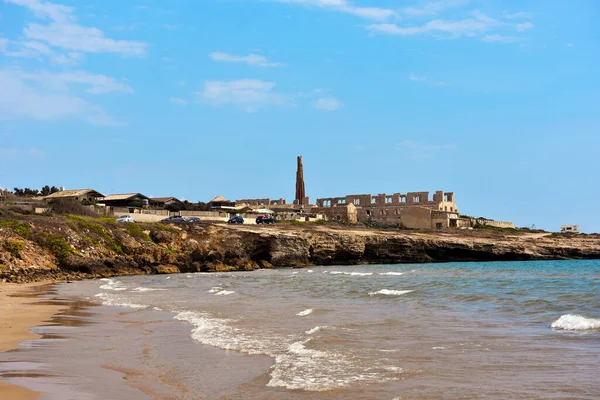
[215,290,235,296]
[369,289,413,296]
[297,309,313,316]
[551,314,600,331]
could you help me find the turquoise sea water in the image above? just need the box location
[4,260,600,399]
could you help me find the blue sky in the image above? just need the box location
[0,0,598,232]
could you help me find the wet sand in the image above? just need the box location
[0,282,67,400]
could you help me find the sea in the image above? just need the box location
[2,260,600,399]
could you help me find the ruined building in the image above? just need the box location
[315,191,468,229]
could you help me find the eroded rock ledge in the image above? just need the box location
[1,216,599,283]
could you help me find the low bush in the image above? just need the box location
[124,223,151,241]
[35,232,75,262]
[47,199,97,217]
[3,239,25,259]
[0,219,32,238]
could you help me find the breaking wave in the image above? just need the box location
[369,289,413,296]
[214,290,235,296]
[551,314,600,331]
[305,326,326,335]
[330,271,373,276]
[378,272,405,276]
[132,287,166,292]
[297,309,313,316]
[94,293,147,309]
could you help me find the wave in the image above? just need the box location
[94,293,147,309]
[174,311,402,391]
[297,309,313,317]
[99,279,127,291]
[208,287,223,293]
[551,314,600,331]
[330,271,373,276]
[307,270,314,273]
[305,326,326,335]
[378,272,405,276]
[369,289,413,296]
[214,290,235,296]
[132,287,166,292]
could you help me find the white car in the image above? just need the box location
[116,215,134,223]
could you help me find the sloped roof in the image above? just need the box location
[150,197,181,203]
[45,189,104,199]
[100,193,149,201]
[209,195,229,203]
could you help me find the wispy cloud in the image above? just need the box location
[313,97,343,111]
[198,79,292,112]
[0,68,120,125]
[402,0,469,17]
[504,12,532,20]
[515,22,534,32]
[1,39,83,65]
[169,97,187,105]
[209,51,284,68]
[368,11,501,38]
[6,0,148,56]
[269,0,396,20]
[16,70,133,94]
[483,34,522,44]
[409,73,447,86]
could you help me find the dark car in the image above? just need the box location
[256,215,275,224]
[186,217,201,223]
[228,216,244,224]
[161,215,186,223]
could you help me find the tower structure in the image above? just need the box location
[295,156,306,205]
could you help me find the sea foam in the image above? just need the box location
[305,326,326,335]
[369,289,413,296]
[297,309,313,316]
[330,271,373,276]
[551,314,600,331]
[378,272,405,276]
[95,293,147,309]
[214,290,235,296]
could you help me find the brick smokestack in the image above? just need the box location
[295,156,305,204]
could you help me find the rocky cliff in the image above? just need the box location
[1,215,599,283]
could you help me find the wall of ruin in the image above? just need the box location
[312,204,357,224]
[476,219,516,229]
[236,198,287,206]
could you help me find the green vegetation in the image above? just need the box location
[291,220,306,226]
[35,232,75,262]
[124,223,151,242]
[0,264,5,270]
[0,218,32,238]
[3,239,25,259]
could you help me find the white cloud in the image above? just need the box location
[199,79,290,112]
[16,70,133,94]
[409,73,446,86]
[483,34,522,44]
[368,11,501,38]
[270,0,396,20]
[504,12,532,20]
[0,68,118,125]
[314,97,343,111]
[1,40,83,65]
[0,38,8,52]
[402,0,469,17]
[515,22,534,32]
[6,0,148,56]
[209,51,284,68]
[169,97,187,105]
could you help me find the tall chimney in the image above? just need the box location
[295,156,305,204]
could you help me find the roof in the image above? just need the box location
[45,189,105,199]
[150,197,181,203]
[100,193,149,201]
[209,195,229,203]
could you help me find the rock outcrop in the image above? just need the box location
[1,215,599,283]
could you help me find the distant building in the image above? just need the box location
[208,195,235,209]
[561,225,580,234]
[98,193,150,208]
[150,197,183,208]
[44,189,104,203]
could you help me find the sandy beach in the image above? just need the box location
[0,282,66,400]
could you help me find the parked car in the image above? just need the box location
[186,217,201,223]
[116,215,134,223]
[256,215,276,224]
[161,216,186,223]
[228,216,244,224]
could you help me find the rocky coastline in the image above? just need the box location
[1,215,599,283]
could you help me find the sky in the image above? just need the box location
[0,0,599,232]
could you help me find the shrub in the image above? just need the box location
[124,223,151,241]
[0,219,32,238]
[4,239,25,259]
[291,220,305,226]
[47,199,97,217]
[35,232,75,262]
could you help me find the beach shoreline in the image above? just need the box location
[0,282,66,400]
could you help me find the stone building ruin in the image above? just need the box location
[316,190,468,229]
